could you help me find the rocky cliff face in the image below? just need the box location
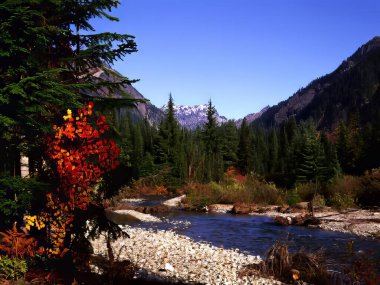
[89,67,165,125]
[254,36,380,130]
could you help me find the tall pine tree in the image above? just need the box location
[237,118,253,174]
[0,0,138,176]
[202,100,223,181]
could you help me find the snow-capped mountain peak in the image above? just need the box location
[162,104,227,129]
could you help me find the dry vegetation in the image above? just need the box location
[240,241,380,285]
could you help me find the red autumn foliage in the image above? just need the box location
[0,224,43,259]
[224,166,246,183]
[29,102,121,256]
[49,102,120,211]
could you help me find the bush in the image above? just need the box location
[245,174,285,205]
[118,179,169,196]
[287,189,301,206]
[327,175,362,208]
[181,175,285,210]
[181,183,221,210]
[326,171,380,208]
[357,168,380,207]
[330,193,356,209]
[312,194,326,208]
[240,241,329,284]
[0,256,27,280]
[296,182,319,201]
[0,176,48,229]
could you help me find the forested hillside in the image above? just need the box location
[255,37,380,131]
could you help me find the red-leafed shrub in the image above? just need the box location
[24,102,121,257]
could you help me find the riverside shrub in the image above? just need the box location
[182,174,285,209]
[357,168,380,207]
[25,102,120,257]
[245,174,285,205]
[327,175,361,208]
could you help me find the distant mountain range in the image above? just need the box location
[171,104,227,129]
[98,36,380,131]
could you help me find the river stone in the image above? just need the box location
[278,204,291,213]
[112,209,162,222]
[162,195,186,207]
[208,204,234,213]
[164,263,175,272]
[231,203,257,214]
[292,202,310,212]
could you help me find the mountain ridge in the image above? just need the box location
[253,36,380,130]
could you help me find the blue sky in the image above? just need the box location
[91,0,380,119]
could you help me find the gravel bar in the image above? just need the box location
[92,225,283,285]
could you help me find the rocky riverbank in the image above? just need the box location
[204,202,380,238]
[92,226,283,285]
[254,208,380,238]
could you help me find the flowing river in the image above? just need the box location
[109,200,380,273]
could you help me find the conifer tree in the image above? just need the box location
[268,128,279,174]
[156,94,180,163]
[131,123,144,174]
[336,121,354,173]
[320,132,341,181]
[183,130,204,182]
[219,121,239,169]
[202,100,223,181]
[295,122,326,184]
[0,0,138,176]
[0,2,141,265]
[155,94,186,185]
[252,126,268,175]
[237,118,253,174]
[278,123,290,174]
[202,100,218,154]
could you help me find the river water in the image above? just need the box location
[109,200,380,272]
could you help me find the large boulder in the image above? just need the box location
[111,203,170,214]
[278,204,291,213]
[275,213,321,226]
[275,216,293,225]
[143,204,170,214]
[231,203,257,215]
[256,205,280,213]
[162,195,186,207]
[112,209,161,222]
[207,204,234,213]
[292,202,310,213]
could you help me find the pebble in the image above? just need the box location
[92,226,284,284]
